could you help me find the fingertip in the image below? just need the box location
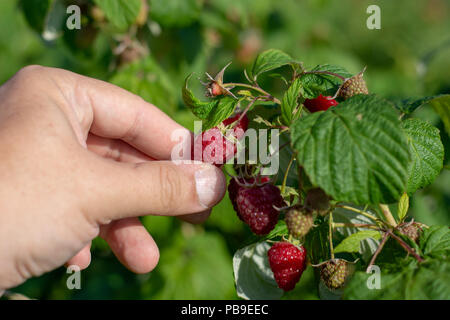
[101,218,160,274]
[65,244,92,270]
[195,164,227,209]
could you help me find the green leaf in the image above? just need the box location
[281,78,302,126]
[429,95,450,136]
[251,49,294,80]
[94,0,141,30]
[344,259,450,299]
[397,192,409,222]
[233,242,283,300]
[291,94,411,205]
[202,96,238,130]
[150,0,202,27]
[299,64,352,99]
[334,230,381,254]
[182,74,218,119]
[420,225,450,259]
[262,220,288,241]
[389,95,443,114]
[333,206,380,261]
[402,118,444,195]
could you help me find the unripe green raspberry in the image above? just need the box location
[338,68,369,100]
[285,207,314,239]
[399,222,426,243]
[320,259,348,290]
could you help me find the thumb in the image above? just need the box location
[83,157,226,223]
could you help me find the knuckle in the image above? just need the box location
[157,165,183,212]
[15,65,47,81]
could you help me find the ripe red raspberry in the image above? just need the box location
[228,177,284,235]
[192,113,248,166]
[268,242,307,291]
[304,94,338,112]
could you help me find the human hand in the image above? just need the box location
[0,66,226,291]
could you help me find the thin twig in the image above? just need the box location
[333,223,380,230]
[389,231,424,262]
[223,82,281,104]
[366,232,390,272]
[329,212,335,260]
[336,205,379,223]
[237,97,260,124]
[281,153,295,194]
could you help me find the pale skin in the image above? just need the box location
[0,66,226,292]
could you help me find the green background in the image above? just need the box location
[1,0,448,299]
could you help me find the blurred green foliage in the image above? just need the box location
[1,0,448,299]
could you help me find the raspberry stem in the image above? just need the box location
[329,212,335,260]
[223,83,281,104]
[336,205,379,223]
[333,223,379,230]
[281,153,296,195]
[389,231,424,262]
[366,231,390,272]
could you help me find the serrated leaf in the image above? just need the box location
[182,74,218,119]
[251,49,294,80]
[420,225,450,258]
[262,220,288,241]
[402,118,444,195]
[389,95,446,114]
[429,95,450,136]
[291,94,411,205]
[202,96,239,130]
[94,0,141,30]
[299,64,352,99]
[334,230,381,254]
[233,242,283,300]
[397,192,409,222]
[281,78,302,126]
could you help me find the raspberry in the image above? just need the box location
[285,207,314,239]
[337,68,369,100]
[228,177,284,235]
[399,222,425,243]
[268,242,307,291]
[206,81,226,97]
[304,94,338,113]
[305,188,331,215]
[192,113,248,166]
[320,259,348,290]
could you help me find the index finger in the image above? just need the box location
[48,67,191,160]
